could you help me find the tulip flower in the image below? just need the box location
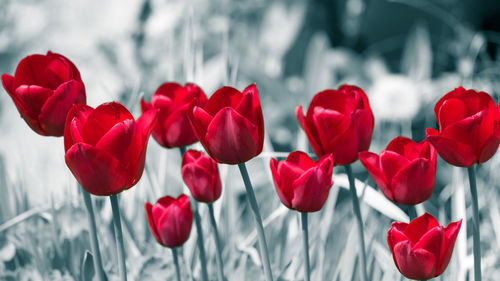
[64,102,158,196]
[387,213,462,280]
[426,87,500,167]
[187,84,264,164]
[359,137,436,205]
[141,82,208,148]
[145,194,193,248]
[1,51,86,136]
[182,149,222,203]
[270,151,334,212]
[296,84,374,165]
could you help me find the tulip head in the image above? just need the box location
[296,85,374,165]
[387,213,462,280]
[64,102,157,196]
[2,51,86,136]
[426,87,500,167]
[141,82,207,148]
[145,194,193,248]
[359,137,436,205]
[270,151,334,212]
[188,84,264,164]
[182,149,222,203]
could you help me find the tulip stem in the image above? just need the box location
[193,202,209,281]
[345,164,368,281]
[301,212,311,281]
[81,190,106,281]
[179,146,187,156]
[407,205,417,221]
[467,166,482,281]
[109,195,127,281]
[172,247,182,281]
[208,203,225,281]
[238,163,274,281]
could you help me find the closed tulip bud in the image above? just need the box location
[2,51,86,136]
[141,82,207,148]
[187,84,264,164]
[387,213,462,280]
[359,137,436,205]
[270,151,334,212]
[182,149,222,203]
[145,194,193,248]
[426,87,500,167]
[64,102,157,196]
[296,85,374,165]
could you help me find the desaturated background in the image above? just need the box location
[1,0,500,280]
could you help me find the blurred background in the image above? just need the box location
[1,0,500,280]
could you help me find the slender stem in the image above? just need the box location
[301,212,311,281]
[345,164,368,281]
[193,202,209,281]
[467,166,482,281]
[110,195,127,281]
[238,163,274,281]
[407,205,417,221]
[208,203,225,281]
[172,247,182,281]
[179,146,187,156]
[81,190,106,281]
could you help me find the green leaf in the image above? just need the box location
[81,250,95,281]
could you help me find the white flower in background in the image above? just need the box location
[368,74,421,121]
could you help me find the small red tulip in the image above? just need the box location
[270,151,334,212]
[187,84,264,164]
[64,102,157,196]
[141,82,208,148]
[296,85,374,165]
[426,87,500,167]
[182,149,222,203]
[359,137,436,205]
[387,213,462,280]
[1,51,86,136]
[145,194,193,248]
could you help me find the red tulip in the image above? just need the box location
[296,85,374,165]
[182,149,222,203]
[387,213,462,280]
[187,84,264,164]
[1,51,86,136]
[145,194,193,248]
[141,82,208,148]
[64,102,157,196]
[359,137,436,205]
[426,87,500,167]
[270,151,334,212]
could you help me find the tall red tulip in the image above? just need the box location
[187,84,264,164]
[296,85,374,165]
[64,102,157,196]
[270,151,334,212]
[145,194,193,248]
[182,149,222,203]
[141,82,207,148]
[1,51,86,136]
[387,213,462,280]
[426,87,500,167]
[359,137,436,205]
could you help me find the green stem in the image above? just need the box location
[172,247,182,281]
[110,195,127,281]
[345,164,368,281]
[238,163,274,281]
[193,202,209,281]
[407,205,417,221]
[467,166,482,281]
[301,212,311,281]
[81,190,106,281]
[208,203,225,281]
[179,146,187,156]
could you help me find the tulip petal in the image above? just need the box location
[353,108,374,152]
[1,74,14,95]
[270,158,293,209]
[190,106,213,140]
[359,151,392,201]
[296,105,324,157]
[145,202,162,245]
[96,120,135,162]
[157,197,193,248]
[391,158,435,205]
[387,222,409,251]
[203,86,242,116]
[163,104,198,147]
[426,128,476,167]
[380,151,410,184]
[291,165,333,212]
[15,85,52,119]
[386,136,429,160]
[64,104,94,152]
[414,226,444,266]
[140,99,152,113]
[404,213,440,244]
[286,151,316,170]
[13,54,51,89]
[437,219,462,275]
[437,98,467,130]
[38,80,86,136]
[182,163,221,203]
[205,108,259,164]
[65,143,127,195]
[83,102,134,145]
[393,241,436,280]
